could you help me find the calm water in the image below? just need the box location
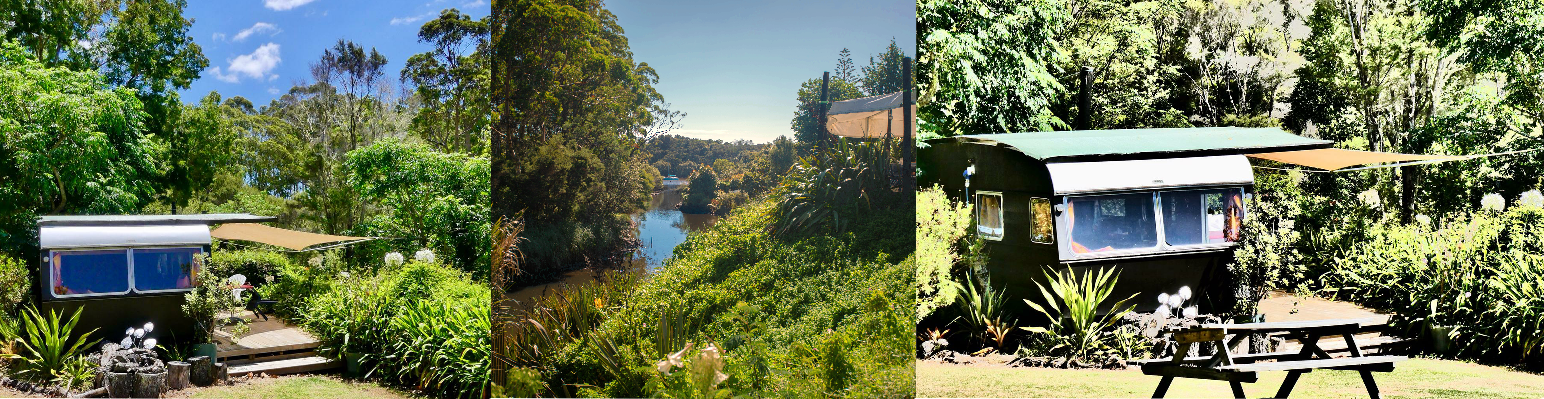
[503,188,715,306]
[633,188,718,271]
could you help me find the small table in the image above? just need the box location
[1143,317,1405,399]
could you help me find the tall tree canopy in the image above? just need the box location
[0,41,157,252]
[918,0,1067,137]
[403,8,491,155]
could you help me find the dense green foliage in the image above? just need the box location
[0,254,28,316]
[1020,268,1138,364]
[918,0,1066,136]
[916,186,972,319]
[303,260,490,398]
[679,166,719,214]
[0,40,156,253]
[1317,198,1544,367]
[496,198,913,398]
[490,0,675,275]
[774,139,905,237]
[346,139,492,277]
[402,9,492,155]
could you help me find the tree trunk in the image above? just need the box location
[213,363,229,385]
[135,372,166,398]
[189,356,212,386]
[105,372,135,398]
[167,361,190,391]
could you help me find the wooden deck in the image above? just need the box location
[214,312,321,359]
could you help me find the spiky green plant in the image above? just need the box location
[952,271,1015,351]
[1021,267,1136,363]
[773,138,897,237]
[9,306,99,383]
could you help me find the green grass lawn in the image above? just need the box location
[173,375,416,399]
[918,357,1544,398]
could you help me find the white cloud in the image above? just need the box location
[212,33,226,41]
[390,12,435,26]
[461,0,487,8]
[268,87,281,95]
[232,22,280,42]
[264,0,316,11]
[211,43,282,83]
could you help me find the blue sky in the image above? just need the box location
[609,1,916,143]
[179,0,488,106]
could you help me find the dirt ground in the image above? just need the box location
[0,373,414,399]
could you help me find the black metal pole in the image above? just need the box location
[820,71,830,149]
[903,57,914,190]
[1077,66,1092,130]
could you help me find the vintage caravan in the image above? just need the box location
[33,214,276,346]
[919,127,1330,318]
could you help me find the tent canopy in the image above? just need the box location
[827,92,915,139]
[210,223,372,251]
[1248,148,1468,171]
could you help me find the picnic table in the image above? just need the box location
[1142,317,1406,398]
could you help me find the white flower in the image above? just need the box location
[414,248,435,264]
[339,271,351,279]
[1415,214,1432,227]
[121,337,132,348]
[1167,293,1183,309]
[1155,305,1171,319]
[309,256,323,268]
[656,342,694,373]
[143,338,157,350]
[384,252,404,267]
[1178,286,1193,301]
[1157,293,1170,306]
[133,328,144,339]
[1482,193,1506,212]
[1520,190,1544,208]
[1183,306,1199,319]
[1358,189,1382,209]
[125,327,134,337]
[143,322,154,333]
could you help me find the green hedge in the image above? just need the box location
[1323,204,1544,367]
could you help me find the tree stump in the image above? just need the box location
[213,363,228,385]
[166,361,190,391]
[134,371,166,398]
[104,372,135,398]
[189,356,212,386]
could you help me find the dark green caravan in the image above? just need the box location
[919,127,1329,321]
[32,214,275,349]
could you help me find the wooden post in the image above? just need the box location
[1077,66,1092,130]
[135,371,166,398]
[167,361,190,390]
[902,56,914,191]
[105,372,135,398]
[214,363,229,385]
[819,71,830,149]
[189,356,212,386]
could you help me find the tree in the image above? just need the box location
[791,77,862,146]
[861,39,909,96]
[402,8,491,155]
[0,0,111,66]
[918,0,1067,137]
[163,92,243,209]
[835,48,857,84]
[0,41,157,254]
[346,139,491,278]
[680,165,718,214]
[314,39,392,154]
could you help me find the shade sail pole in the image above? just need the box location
[903,56,914,190]
[820,71,830,150]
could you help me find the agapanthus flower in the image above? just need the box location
[414,248,435,264]
[1482,193,1506,212]
[1183,306,1199,319]
[385,252,404,267]
[1178,286,1193,301]
[1358,189,1382,209]
[1520,190,1544,208]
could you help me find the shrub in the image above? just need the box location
[0,254,29,315]
[183,264,247,344]
[207,249,293,285]
[5,306,99,384]
[256,257,335,319]
[916,185,972,319]
[1020,267,1137,365]
[680,166,719,214]
[711,190,750,216]
[773,138,902,237]
[1228,195,1304,316]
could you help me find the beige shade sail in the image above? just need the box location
[1247,148,1467,171]
[827,92,915,139]
[210,223,372,251]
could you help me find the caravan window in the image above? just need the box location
[1160,189,1244,246]
[1030,197,1054,244]
[977,192,1004,240]
[1066,193,1158,253]
[133,247,202,292]
[51,250,130,297]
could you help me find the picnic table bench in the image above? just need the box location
[1142,317,1406,398]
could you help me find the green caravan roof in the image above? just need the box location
[948,127,1331,163]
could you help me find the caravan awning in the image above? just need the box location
[1047,155,1255,195]
[827,92,915,139]
[210,223,372,251]
[1248,148,1468,171]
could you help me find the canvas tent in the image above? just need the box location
[826,91,915,139]
[210,223,372,251]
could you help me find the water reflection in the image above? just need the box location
[633,188,717,271]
